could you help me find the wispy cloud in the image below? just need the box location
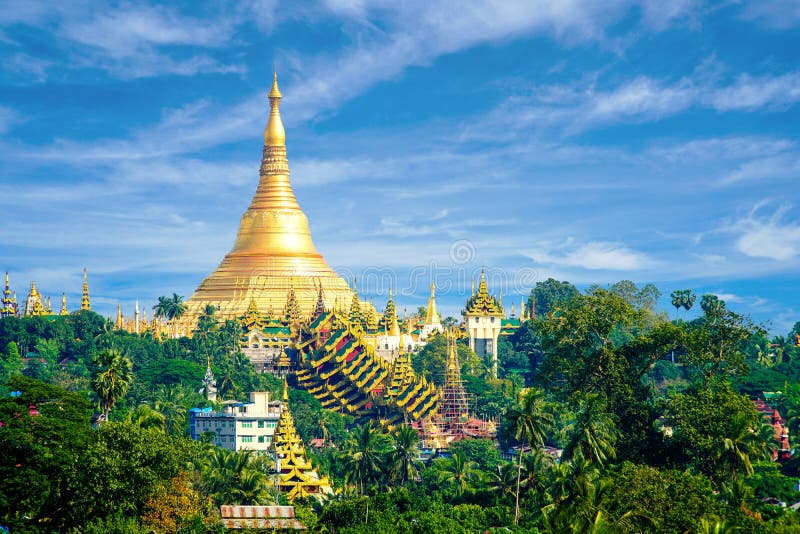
[739,0,800,30]
[464,70,800,139]
[733,203,800,261]
[522,239,652,271]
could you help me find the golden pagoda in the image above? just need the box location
[80,268,91,311]
[272,380,333,500]
[59,293,68,315]
[179,73,354,330]
[23,282,44,317]
[1,273,17,318]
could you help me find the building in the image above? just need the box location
[176,73,359,333]
[189,391,282,451]
[463,271,504,377]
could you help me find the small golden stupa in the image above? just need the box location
[179,73,354,330]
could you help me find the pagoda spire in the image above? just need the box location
[440,328,469,422]
[2,272,16,318]
[349,279,363,331]
[135,300,140,335]
[311,279,326,320]
[272,375,333,500]
[116,303,124,329]
[60,293,68,315]
[425,281,441,326]
[81,268,91,311]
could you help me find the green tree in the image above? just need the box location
[126,404,166,432]
[1,340,23,379]
[345,421,387,496]
[504,387,554,525]
[436,450,481,497]
[561,394,619,470]
[390,425,421,486]
[665,383,763,483]
[683,307,762,384]
[530,278,579,317]
[92,347,133,419]
[700,294,726,317]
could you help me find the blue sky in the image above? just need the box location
[1,1,799,333]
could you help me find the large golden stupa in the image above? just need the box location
[178,73,355,331]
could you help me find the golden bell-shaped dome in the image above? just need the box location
[179,73,355,329]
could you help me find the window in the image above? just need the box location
[241,436,253,443]
[258,421,264,429]
[258,436,265,443]
[242,421,253,429]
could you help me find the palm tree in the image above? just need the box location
[719,412,767,480]
[671,290,683,319]
[201,448,270,506]
[504,387,554,525]
[154,384,188,436]
[153,293,187,336]
[126,404,166,432]
[486,462,519,505]
[437,450,480,497]
[346,421,384,496]
[390,425,421,486]
[92,348,133,420]
[562,394,618,470]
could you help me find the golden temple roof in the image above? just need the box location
[464,271,503,317]
[272,379,333,500]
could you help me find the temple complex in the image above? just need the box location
[176,73,356,333]
[271,380,333,500]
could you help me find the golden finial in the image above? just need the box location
[264,70,285,146]
[283,377,289,402]
[471,277,475,296]
[60,293,68,315]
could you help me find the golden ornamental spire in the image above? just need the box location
[283,377,289,402]
[81,268,91,311]
[425,281,441,325]
[265,71,286,147]
[60,293,68,315]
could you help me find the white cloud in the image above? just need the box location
[734,206,800,261]
[739,0,800,30]
[60,5,234,55]
[720,155,800,185]
[523,239,651,271]
[710,73,800,111]
[0,106,21,135]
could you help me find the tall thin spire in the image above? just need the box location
[60,293,68,315]
[425,281,441,326]
[135,300,140,335]
[265,70,286,147]
[81,268,91,311]
[2,272,15,318]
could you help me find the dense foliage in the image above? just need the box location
[2,283,800,532]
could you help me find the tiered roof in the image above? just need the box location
[464,271,503,317]
[272,380,333,500]
[242,298,268,332]
[81,268,91,311]
[284,286,302,324]
[439,329,470,422]
[1,273,17,318]
[295,310,439,428]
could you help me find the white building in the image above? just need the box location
[190,391,283,451]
